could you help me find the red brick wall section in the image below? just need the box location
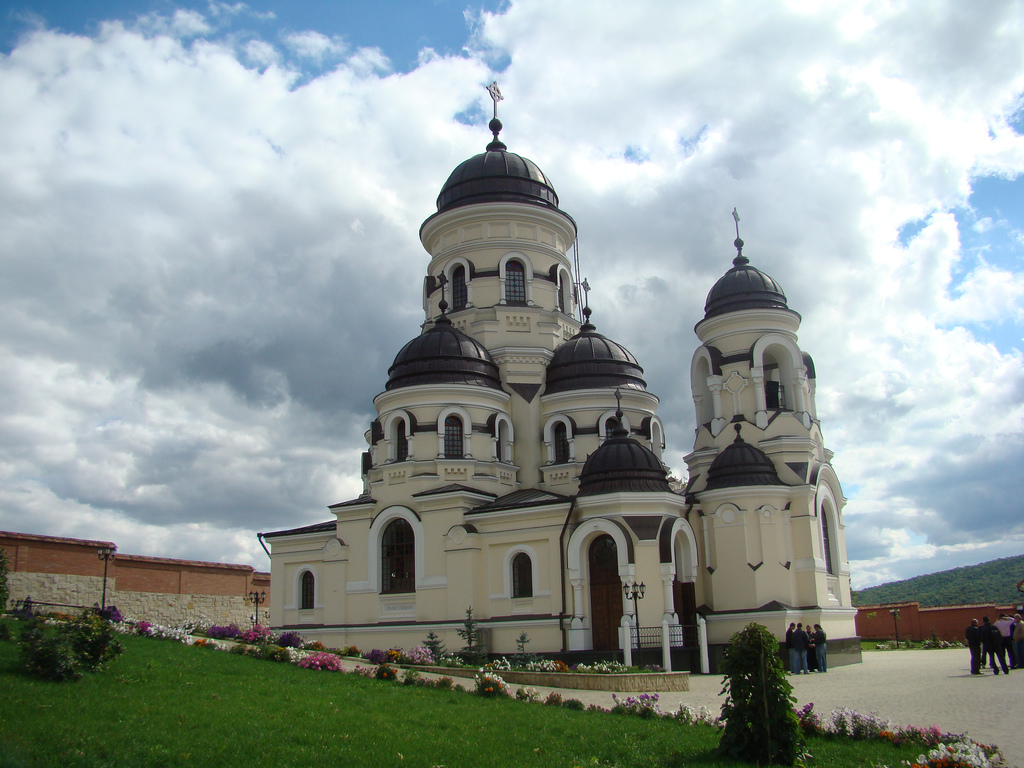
[1,530,265,600]
[856,602,1022,642]
[1,533,116,578]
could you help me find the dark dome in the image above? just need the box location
[703,424,786,491]
[545,312,646,395]
[386,316,502,391]
[436,119,560,213]
[578,419,671,497]
[703,241,789,320]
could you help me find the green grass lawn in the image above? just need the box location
[0,625,929,768]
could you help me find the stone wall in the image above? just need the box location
[6,572,267,626]
[2,530,270,628]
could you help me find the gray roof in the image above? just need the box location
[468,488,572,514]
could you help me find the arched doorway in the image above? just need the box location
[589,534,623,651]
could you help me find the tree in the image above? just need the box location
[718,623,802,765]
[456,606,486,665]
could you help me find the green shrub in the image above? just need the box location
[0,546,9,613]
[562,698,585,710]
[19,618,82,682]
[375,664,397,681]
[69,611,123,671]
[718,623,802,765]
[19,612,124,682]
[259,644,290,662]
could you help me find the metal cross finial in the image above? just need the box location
[436,272,450,316]
[581,278,591,307]
[614,386,623,416]
[732,207,741,239]
[486,81,503,119]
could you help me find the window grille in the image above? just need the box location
[382,519,415,593]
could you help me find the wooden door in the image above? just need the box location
[673,580,698,646]
[589,535,623,651]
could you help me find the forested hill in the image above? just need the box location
[852,555,1024,607]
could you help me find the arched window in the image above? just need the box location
[822,510,835,575]
[512,553,533,598]
[554,422,570,464]
[444,415,464,459]
[557,275,566,313]
[765,380,787,410]
[452,265,467,311]
[497,418,512,463]
[395,420,409,462]
[505,260,526,303]
[300,571,315,610]
[382,519,415,593]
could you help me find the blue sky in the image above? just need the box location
[0,1,1022,589]
[1,1,505,70]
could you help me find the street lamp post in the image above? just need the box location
[247,590,266,628]
[624,581,646,669]
[97,545,117,610]
[889,607,901,648]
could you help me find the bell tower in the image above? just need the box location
[684,213,855,652]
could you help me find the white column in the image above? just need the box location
[751,366,768,428]
[622,615,634,667]
[661,619,673,673]
[698,615,710,674]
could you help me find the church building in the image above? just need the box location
[262,96,859,671]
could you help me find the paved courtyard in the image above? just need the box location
[520,648,1021,767]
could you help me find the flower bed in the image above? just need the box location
[410,664,689,691]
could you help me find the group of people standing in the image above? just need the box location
[785,622,827,674]
[965,613,1023,675]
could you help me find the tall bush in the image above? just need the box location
[70,610,124,671]
[0,545,9,613]
[19,610,124,682]
[718,623,802,765]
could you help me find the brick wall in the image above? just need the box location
[1,530,270,627]
[856,602,1022,642]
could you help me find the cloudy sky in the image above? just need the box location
[1,1,1022,589]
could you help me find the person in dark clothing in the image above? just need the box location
[792,622,810,674]
[813,624,827,672]
[965,618,983,675]
[786,622,797,673]
[982,616,1010,675]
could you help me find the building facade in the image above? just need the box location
[263,112,858,671]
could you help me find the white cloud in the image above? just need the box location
[135,9,212,38]
[244,39,279,69]
[0,1,1023,588]
[282,30,346,62]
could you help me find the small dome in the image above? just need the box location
[435,119,560,213]
[386,316,502,391]
[545,311,647,395]
[703,241,789,320]
[578,419,671,497]
[703,424,786,490]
